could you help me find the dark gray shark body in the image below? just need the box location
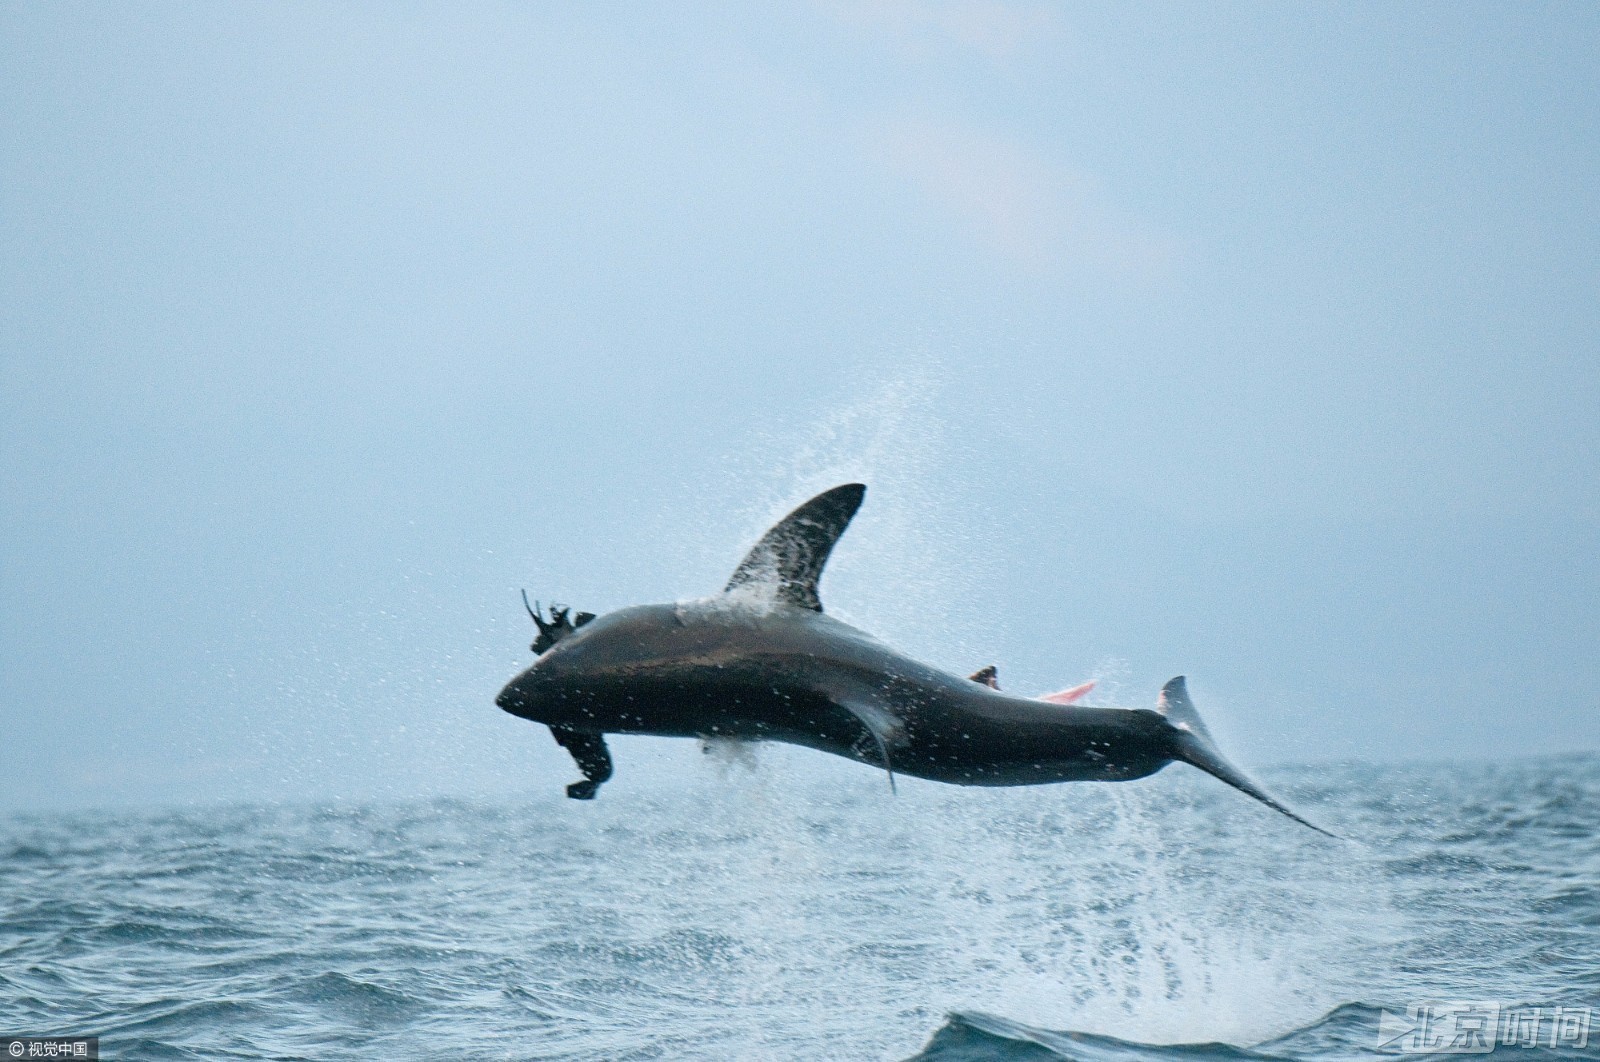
[496,484,1330,835]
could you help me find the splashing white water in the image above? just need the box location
[622,370,1395,1053]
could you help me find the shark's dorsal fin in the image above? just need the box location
[724,484,866,612]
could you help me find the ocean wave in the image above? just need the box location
[907,1003,1594,1062]
[0,753,1593,1060]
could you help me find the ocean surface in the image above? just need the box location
[2,750,1595,1060]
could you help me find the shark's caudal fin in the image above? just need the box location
[724,484,866,612]
[1159,677,1337,838]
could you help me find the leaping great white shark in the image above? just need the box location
[496,484,1332,835]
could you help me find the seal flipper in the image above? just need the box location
[549,726,613,800]
[724,484,865,612]
[1039,680,1095,704]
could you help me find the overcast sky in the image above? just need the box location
[3,2,1596,810]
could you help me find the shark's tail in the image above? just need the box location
[1158,676,1337,838]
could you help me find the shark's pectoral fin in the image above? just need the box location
[723,484,865,612]
[844,720,899,795]
[549,726,613,800]
[826,680,907,795]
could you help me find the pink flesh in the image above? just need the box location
[1039,680,1095,704]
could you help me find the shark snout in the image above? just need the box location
[496,668,541,718]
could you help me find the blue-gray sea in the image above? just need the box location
[2,751,1595,1060]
